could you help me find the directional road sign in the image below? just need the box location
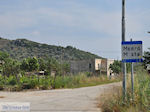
[122,41,143,63]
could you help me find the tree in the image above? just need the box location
[46,58,60,74]
[0,51,20,79]
[109,60,121,74]
[46,58,61,89]
[110,60,131,74]
[20,57,39,72]
[143,49,150,69]
[61,63,70,75]
[20,58,28,72]
[38,58,46,71]
[2,58,20,77]
[0,51,9,61]
[27,57,39,71]
[0,52,10,72]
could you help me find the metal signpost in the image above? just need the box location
[122,40,143,100]
[122,0,126,99]
[121,0,143,100]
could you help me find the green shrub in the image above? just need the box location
[0,72,120,91]
[0,75,5,85]
[6,76,17,85]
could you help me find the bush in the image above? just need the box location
[20,57,39,72]
[0,72,120,91]
[20,75,38,89]
[6,76,17,85]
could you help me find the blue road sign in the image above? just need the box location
[122,41,143,63]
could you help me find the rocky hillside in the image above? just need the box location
[0,37,102,60]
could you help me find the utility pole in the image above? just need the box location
[122,0,127,98]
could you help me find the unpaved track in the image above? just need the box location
[0,82,121,112]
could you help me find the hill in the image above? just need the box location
[0,37,102,60]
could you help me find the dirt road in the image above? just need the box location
[0,82,121,112]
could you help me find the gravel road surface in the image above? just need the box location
[0,82,121,112]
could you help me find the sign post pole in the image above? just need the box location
[131,62,134,100]
[122,0,126,99]
[130,39,134,101]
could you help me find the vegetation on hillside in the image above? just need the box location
[0,37,101,60]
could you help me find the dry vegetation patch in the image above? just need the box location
[98,71,150,112]
[98,85,122,112]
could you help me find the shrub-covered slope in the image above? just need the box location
[0,37,102,60]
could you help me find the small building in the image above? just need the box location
[70,58,114,77]
[69,59,96,74]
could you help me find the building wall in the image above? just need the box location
[70,58,115,76]
[95,59,102,70]
[101,59,107,72]
[70,60,95,74]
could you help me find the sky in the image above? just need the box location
[0,0,150,59]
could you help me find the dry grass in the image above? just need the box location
[98,69,150,112]
[98,85,122,112]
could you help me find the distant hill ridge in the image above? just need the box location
[0,37,102,60]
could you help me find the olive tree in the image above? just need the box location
[20,57,39,72]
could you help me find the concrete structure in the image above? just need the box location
[70,59,95,74]
[70,58,115,77]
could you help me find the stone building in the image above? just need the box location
[70,58,114,77]
[69,59,96,74]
